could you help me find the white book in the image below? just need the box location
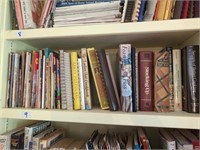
[172,49,182,111]
[20,0,36,28]
[32,126,54,150]
[131,0,142,21]
[143,0,158,21]
[41,55,46,109]
[64,52,73,110]
[135,52,139,111]
[60,50,67,109]
[78,58,85,110]
[159,129,176,150]
[24,121,51,150]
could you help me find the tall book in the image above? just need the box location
[163,0,174,20]
[71,52,81,110]
[13,0,24,29]
[138,0,147,21]
[11,130,24,150]
[81,48,92,110]
[78,58,85,110]
[194,1,200,18]
[87,48,109,110]
[172,49,182,111]
[131,0,142,21]
[139,51,154,111]
[180,0,189,18]
[182,45,199,113]
[154,47,172,112]
[154,0,168,20]
[119,44,132,112]
[64,52,73,110]
[121,0,135,22]
[143,0,158,21]
[173,1,184,19]
[97,49,119,111]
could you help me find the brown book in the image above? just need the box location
[194,1,200,17]
[97,49,119,111]
[181,0,190,18]
[139,51,154,111]
[154,47,172,112]
[173,1,184,19]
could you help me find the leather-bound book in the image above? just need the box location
[139,51,154,111]
[97,49,119,111]
[173,1,184,19]
[194,1,200,18]
[181,0,190,18]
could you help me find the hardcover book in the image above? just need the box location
[143,0,157,21]
[154,47,172,112]
[173,1,184,19]
[97,49,119,111]
[119,44,132,112]
[78,58,85,110]
[87,48,109,110]
[139,51,154,111]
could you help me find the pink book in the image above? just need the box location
[14,0,24,29]
[31,0,43,27]
[181,0,189,18]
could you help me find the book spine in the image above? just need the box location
[163,0,174,20]
[9,53,15,108]
[173,1,184,19]
[60,50,67,109]
[172,49,182,111]
[131,48,137,112]
[169,49,174,112]
[81,48,92,110]
[56,58,61,109]
[87,48,109,110]
[155,0,167,20]
[64,52,73,110]
[131,0,142,22]
[11,131,25,149]
[119,44,132,112]
[14,0,24,29]
[139,51,154,111]
[135,52,139,111]
[143,0,157,21]
[45,49,51,109]
[41,54,46,109]
[186,45,199,113]
[71,52,81,110]
[138,0,147,21]
[121,0,135,22]
[181,0,190,18]
[6,53,12,108]
[24,127,33,150]
[78,58,85,110]
[154,47,171,112]
[0,135,9,150]
[97,49,119,111]
[194,1,200,18]
[20,0,36,28]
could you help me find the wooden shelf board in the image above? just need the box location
[1,108,199,129]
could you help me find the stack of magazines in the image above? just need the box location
[53,0,122,27]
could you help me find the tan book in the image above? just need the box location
[155,0,168,20]
[40,128,65,149]
[50,138,75,150]
[164,0,175,20]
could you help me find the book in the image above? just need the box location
[137,127,151,149]
[49,138,75,149]
[97,49,119,111]
[11,130,24,150]
[121,0,135,22]
[81,48,92,110]
[131,0,142,21]
[169,48,174,112]
[64,52,73,110]
[78,58,85,110]
[86,130,99,149]
[159,128,176,150]
[13,0,24,29]
[66,139,85,149]
[105,52,121,110]
[181,0,189,18]
[194,1,200,18]
[154,0,168,20]
[143,0,158,21]
[172,49,182,111]
[24,121,52,150]
[119,44,132,112]
[87,48,109,110]
[139,51,154,111]
[163,0,174,20]
[40,128,65,149]
[138,0,147,21]
[133,129,140,150]
[154,47,172,112]
[173,1,184,19]
[183,45,199,113]
[71,52,81,110]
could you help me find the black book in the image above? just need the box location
[97,49,119,111]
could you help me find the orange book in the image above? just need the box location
[154,0,168,20]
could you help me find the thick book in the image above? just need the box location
[173,0,184,19]
[194,1,200,18]
[154,47,172,112]
[139,51,154,111]
[81,48,92,110]
[97,49,119,111]
[154,0,168,20]
[11,130,24,150]
[180,0,189,18]
[121,0,135,22]
[182,45,199,113]
[172,49,182,111]
[159,128,176,150]
[87,48,109,110]
[71,52,81,110]
[13,0,24,29]
[163,0,174,20]
[131,0,142,21]
[138,0,147,21]
[119,44,132,112]
[143,0,157,21]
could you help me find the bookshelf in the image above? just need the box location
[0,0,200,142]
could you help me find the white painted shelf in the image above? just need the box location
[1,108,199,129]
[4,18,200,49]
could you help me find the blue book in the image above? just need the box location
[138,0,147,22]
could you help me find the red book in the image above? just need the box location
[181,0,189,18]
[139,51,154,111]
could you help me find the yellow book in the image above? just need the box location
[87,48,109,110]
[71,52,81,110]
[155,0,167,20]
[164,0,174,20]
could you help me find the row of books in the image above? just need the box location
[121,0,200,22]
[6,45,199,113]
[53,0,122,27]
[0,121,199,150]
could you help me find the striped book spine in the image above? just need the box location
[64,52,73,110]
[78,58,85,110]
[71,52,81,110]
[81,48,92,110]
[119,44,132,112]
[60,50,67,109]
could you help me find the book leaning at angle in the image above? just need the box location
[87,48,109,110]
